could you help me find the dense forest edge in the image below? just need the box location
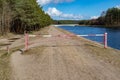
[0,0,53,35]
[54,7,120,28]
[0,1,120,36]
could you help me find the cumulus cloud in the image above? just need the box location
[46,7,83,20]
[46,7,62,16]
[37,0,73,5]
[90,16,99,19]
[116,5,120,9]
[37,0,51,5]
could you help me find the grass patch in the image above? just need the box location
[11,45,24,53]
[0,33,20,39]
[0,45,24,80]
[0,26,49,80]
[0,51,12,80]
[0,43,11,46]
[23,46,45,55]
[85,44,120,68]
[8,38,20,40]
[0,50,6,57]
[32,26,49,35]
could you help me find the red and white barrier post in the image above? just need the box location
[7,46,10,54]
[104,32,108,48]
[25,33,29,51]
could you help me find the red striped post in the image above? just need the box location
[25,33,29,51]
[104,32,108,48]
[7,46,10,54]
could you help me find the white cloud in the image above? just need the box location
[90,16,99,19]
[53,0,74,3]
[37,0,51,5]
[37,0,73,5]
[46,7,62,16]
[61,14,83,20]
[46,7,83,20]
[116,5,120,9]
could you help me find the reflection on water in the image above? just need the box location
[58,26,120,50]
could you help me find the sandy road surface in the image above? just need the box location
[11,26,120,80]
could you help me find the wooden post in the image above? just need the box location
[104,32,108,48]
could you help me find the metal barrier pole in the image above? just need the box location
[7,46,10,54]
[25,33,29,51]
[104,32,108,48]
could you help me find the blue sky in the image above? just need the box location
[37,0,120,20]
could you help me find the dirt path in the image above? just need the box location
[10,26,120,80]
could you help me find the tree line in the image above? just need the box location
[78,7,120,27]
[54,7,120,27]
[0,0,52,35]
[53,20,80,24]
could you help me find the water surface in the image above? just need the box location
[58,25,120,50]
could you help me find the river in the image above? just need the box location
[58,25,120,50]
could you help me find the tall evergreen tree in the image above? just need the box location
[0,0,53,34]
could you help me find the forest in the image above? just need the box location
[0,0,52,35]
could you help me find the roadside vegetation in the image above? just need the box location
[0,0,52,35]
[0,50,12,80]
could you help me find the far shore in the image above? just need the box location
[53,24,120,28]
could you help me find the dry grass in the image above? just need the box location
[32,26,49,35]
[8,38,20,40]
[0,43,11,47]
[0,50,6,57]
[0,50,12,80]
[0,45,24,80]
[0,33,21,39]
[23,46,45,55]
[85,44,120,68]
[0,27,49,80]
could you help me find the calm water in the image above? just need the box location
[58,25,120,50]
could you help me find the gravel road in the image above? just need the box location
[10,26,120,80]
